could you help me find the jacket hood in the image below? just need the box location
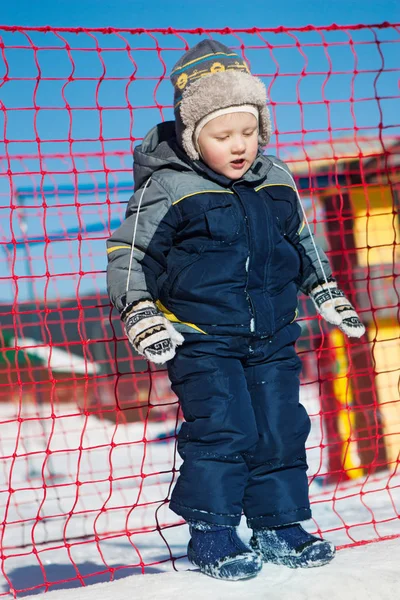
[133,121,192,190]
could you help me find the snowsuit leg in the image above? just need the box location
[167,323,311,527]
[167,335,259,526]
[242,334,312,528]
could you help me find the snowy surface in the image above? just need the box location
[0,387,399,597]
[11,337,99,375]
[32,538,400,600]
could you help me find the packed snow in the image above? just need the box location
[0,385,399,598]
[32,538,400,600]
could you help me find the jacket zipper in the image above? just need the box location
[232,184,256,333]
[261,199,278,335]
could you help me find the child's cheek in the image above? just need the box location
[208,145,224,168]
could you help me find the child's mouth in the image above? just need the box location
[230,159,246,169]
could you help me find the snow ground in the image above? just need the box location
[33,538,400,600]
[0,388,399,598]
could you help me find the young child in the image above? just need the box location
[106,40,365,581]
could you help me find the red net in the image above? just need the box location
[0,23,399,596]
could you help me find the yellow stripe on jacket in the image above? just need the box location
[156,300,207,334]
[107,244,131,255]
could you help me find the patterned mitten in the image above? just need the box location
[309,280,365,338]
[123,300,184,364]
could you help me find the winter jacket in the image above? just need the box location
[106,121,332,337]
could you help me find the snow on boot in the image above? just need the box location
[187,521,263,581]
[250,523,336,568]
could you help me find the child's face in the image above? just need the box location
[197,112,259,179]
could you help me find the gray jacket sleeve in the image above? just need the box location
[296,211,333,295]
[106,178,176,314]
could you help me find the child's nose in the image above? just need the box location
[231,137,246,153]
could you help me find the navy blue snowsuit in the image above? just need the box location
[106,121,332,527]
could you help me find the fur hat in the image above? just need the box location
[170,39,272,160]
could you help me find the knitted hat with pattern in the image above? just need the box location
[170,39,272,160]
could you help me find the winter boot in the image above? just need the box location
[187,521,263,581]
[250,523,335,568]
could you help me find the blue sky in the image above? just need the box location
[0,1,399,304]
[2,0,399,29]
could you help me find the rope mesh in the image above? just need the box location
[0,23,399,596]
